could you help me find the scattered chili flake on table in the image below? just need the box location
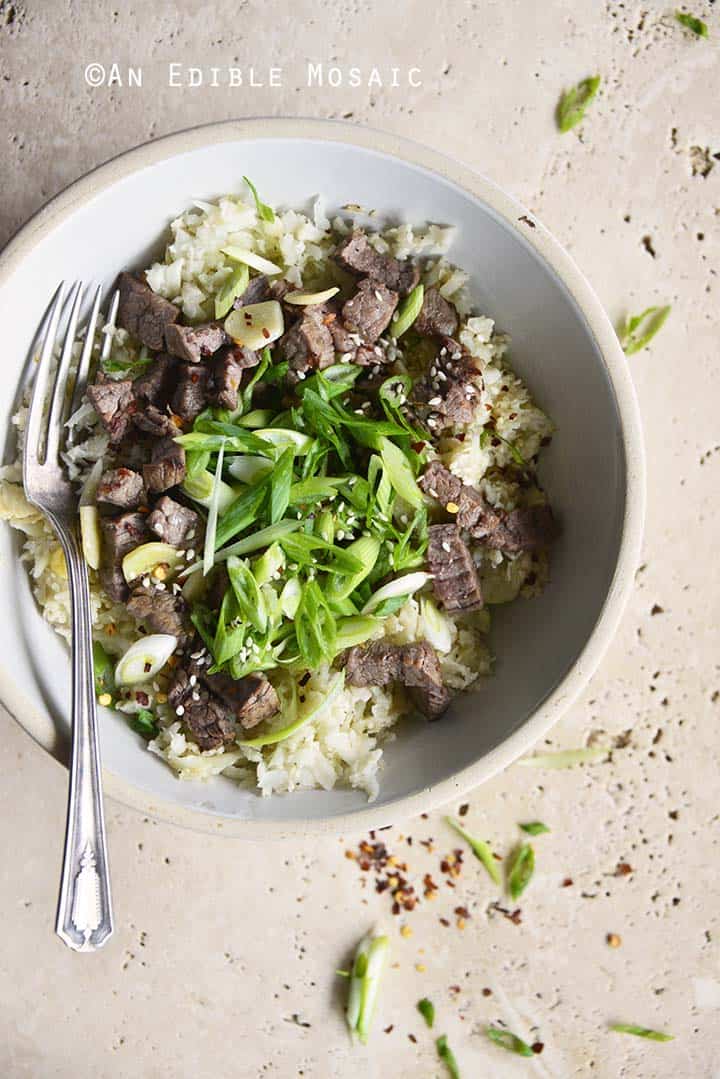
[532,1041,545,1054]
[458,803,470,817]
[562,877,574,887]
[607,933,622,948]
[488,901,523,925]
[614,862,633,877]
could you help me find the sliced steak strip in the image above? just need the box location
[334,231,420,296]
[147,496,201,548]
[115,272,179,351]
[345,639,450,719]
[126,584,190,642]
[87,379,136,444]
[133,405,181,439]
[415,287,459,338]
[96,467,145,510]
[143,437,186,493]
[209,345,258,411]
[419,461,501,535]
[171,363,210,424]
[99,511,149,602]
[165,321,229,364]
[413,337,481,430]
[341,278,398,345]
[427,524,483,613]
[132,353,177,407]
[400,641,451,719]
[202,671,280,731]
[484,504,559,553]
[179,683,237,751]
[278,307,334,381]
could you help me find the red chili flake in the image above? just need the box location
[190,372,199,384]
[411,441,427,453]
[299,672,311,687]
[448,985,461,995]
[384,1024,394,1034]
[488,901,523,925]
[322,313,336,325]
[614,862,633,877]
[562,877,574,887]
[408,1033,417,1044]
[532,1042,544,1055]
[458,803,469,817]
[454,906,471,920]
[262,328,270,339]
[482,988,493,997]
[421,813,429,819]
[392,901,400,916]
[375,879,390,894]
[136,691,149,706]
[439,917,450,927]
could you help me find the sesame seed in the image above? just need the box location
[189,674,197,686]
[175,705,185,716]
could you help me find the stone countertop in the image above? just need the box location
[1,2,718,1076]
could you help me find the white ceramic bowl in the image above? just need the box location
[0,119,644,836]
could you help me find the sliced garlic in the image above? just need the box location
[224,301,284,350]
[122,542,183,584]
[115,634,178,686]
[284,286,340,306]
[221,246,283,276]
[80,505,102,570]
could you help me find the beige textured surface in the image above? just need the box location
[1,2,719,1076]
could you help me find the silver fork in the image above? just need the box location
[23,282,114,952]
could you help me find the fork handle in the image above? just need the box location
[52,519,113,952]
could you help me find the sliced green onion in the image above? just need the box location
[80,505,102,570]
[203,439,226,577]
[79,458,104,507]
[269,446,294,524]
[131,709,158,739]
[379,437,423,508]
[285,286,340,305]
[675,11,708,37]
[326,536,381,602]
[289,477,346,503]
[334,615,381,653]
[280,576,302,619]
[610,1024,674,1042]
[517,746,608,769]
[507,843,535,901]
[182,469,238,513]
[221,245,282,275]
[227,455,274,484]
[556,75,601,133]
[92,640,114,699]
[417,998,435,1028]
[446,817,501,886]
[361,571,433,615]
[242,175,275,222]
[619,305,671,355]
[215,261,250,319]
[234,409,274,428]
[419,596,453,653]
[226,555,267,634]
[252,542,285,586]
[255,427,314,455]
[391,283,424,339]
[122,542,183,584]
[239,671,344,747]
[183,520,302,577]
[487,1027,534,1057]
[115,634,178,687]
[520,822,550,835]
[436,1034,461,1078]
[345,928,390,1044]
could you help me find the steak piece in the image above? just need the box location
[96,467,145,510]
[400,641,451,719]
[334,231,420,296]
[341,278,398,345]
[132,353,177,407]
[183,690,237,751]
[87,379,136,444]
[99,511,149,602]
[115,272,179,351]
[413,337,481,430]
[415,287,459,338]
[427,524,483,613]
[234,274,271,308]
[127,584,190,641]
[202,671,280,731]
[345,639,450,719]
[147,495,201,548]
[165,321,229,364]
[171,363,210,423]
[209,345,258,410]
[484,504,559,553]
[133,405,180,438]
[419,461,501,535]
[143,437,186,493]
[420,462,558,552]
[278,307,334,381]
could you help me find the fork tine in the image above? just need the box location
[46,282,84,464]
[100,288,120,365]
[66,285,103,444]
[23,282,65,483]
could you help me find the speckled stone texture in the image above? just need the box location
[1,1,719,1076]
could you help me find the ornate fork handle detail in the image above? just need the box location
[53,518,113,951]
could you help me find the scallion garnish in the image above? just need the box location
[611,1023,674,1042]
[520,821,550,835]
[445,816,501,885]
[487,1026,534,1056]
[675,11,708,37]
[243,175,275,222]
[507,843,535,901]
[556,76,601,133]
[344,929,390,1043]
[619,305,671,355]
[417,997,435,1028]
[436,1034,461,1077]
[517,747,608,768]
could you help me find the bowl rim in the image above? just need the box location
[0,117,645,838]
